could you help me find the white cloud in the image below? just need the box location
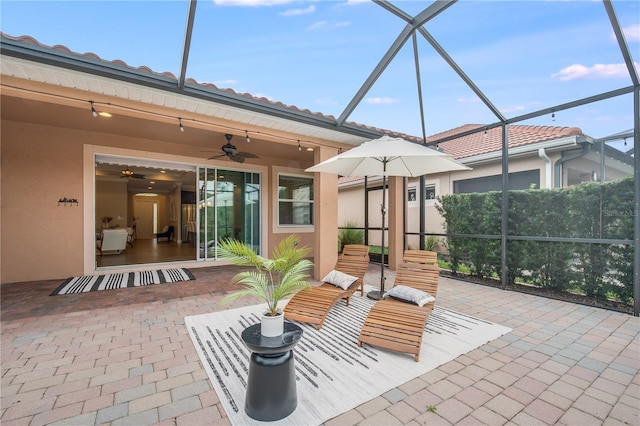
[308,20,327,30]
[338,0,369,6]
[551,63,639,80]
[279,5,315,16]
[622,24,640,42]
[307,20,351,31]
[214,0,293,6]
[365,97,399,105]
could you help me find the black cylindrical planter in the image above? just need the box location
[245,350,297,421]
[241,322,303,422]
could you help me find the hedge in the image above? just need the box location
[436,177,634,304]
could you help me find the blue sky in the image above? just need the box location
[1,0,638,148]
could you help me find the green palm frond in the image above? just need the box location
[219,235,313,316]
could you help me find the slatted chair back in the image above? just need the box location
[393,262,439,297]
[403,249,437,265]
[335,244,370,295]
[341,244,370,258]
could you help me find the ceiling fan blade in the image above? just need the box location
[131,174,146,179]
[208,154,226,160]
[242,152,259,159]
[230,153,245,163]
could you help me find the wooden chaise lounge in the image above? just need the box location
[284,244,369,330]
[358,250,439,361]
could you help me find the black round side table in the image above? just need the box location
[241,322,303,421]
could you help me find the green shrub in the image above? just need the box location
[338,220,364,251]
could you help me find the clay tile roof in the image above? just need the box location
[337,123,585,185]
[429,124,584,160]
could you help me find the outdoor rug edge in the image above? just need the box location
[51,268,195,295]
[185,289,512,425]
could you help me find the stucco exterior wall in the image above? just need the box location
[1,120,85,283]
[1,118,331,283]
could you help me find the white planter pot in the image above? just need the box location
[261,311,284,337]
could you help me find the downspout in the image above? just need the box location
[538,148,552,189]
[553,140,593,188]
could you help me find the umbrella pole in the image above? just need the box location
[367,173,386,300]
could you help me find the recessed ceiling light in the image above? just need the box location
[98,111,112,118]
[160,170,166,173]
[148,186,153,190]
[306,147,314,151]
[150,181,155,184]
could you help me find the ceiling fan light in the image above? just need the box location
[121,168,135,177]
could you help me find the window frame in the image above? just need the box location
[276,173,314,228]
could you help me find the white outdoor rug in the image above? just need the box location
[51,268,195,295]
[185,289,512,425]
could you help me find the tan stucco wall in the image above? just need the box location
[1,117,334,283]
[1,120,85,283]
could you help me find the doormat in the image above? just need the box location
[185,289,512,425]
[51,268,195,295]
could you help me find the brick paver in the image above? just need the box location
[1,264,638,425]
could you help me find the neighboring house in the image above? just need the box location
[338,124,634,251]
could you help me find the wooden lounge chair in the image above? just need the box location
[358,250,439,361]
[284,244,369,329]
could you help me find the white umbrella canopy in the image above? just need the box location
[306,135,471,177]
[305,135,471,299]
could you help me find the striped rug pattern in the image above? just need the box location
[185,287,512,425]
[51,268,195,295]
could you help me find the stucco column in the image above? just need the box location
[387,176,404,271]
[312,146,339,280]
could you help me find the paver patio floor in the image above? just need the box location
[1,264,638,425]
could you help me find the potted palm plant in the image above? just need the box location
[219,234,313,337]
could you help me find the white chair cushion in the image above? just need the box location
[384,285,435,307]
[322,269,358,290]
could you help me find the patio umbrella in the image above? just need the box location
[305,135,471,299]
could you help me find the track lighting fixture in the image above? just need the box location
[551,112,556,121]
[624,138,627,146]
[484,127,488,136]
[89,101,111,118]
[179,118,184,132]
[298,140,302,151]
[245,130,251,143]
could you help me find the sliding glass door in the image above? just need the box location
[197,167,261,260]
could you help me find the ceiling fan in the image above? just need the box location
[120,167,146,179]
[208,134,259,163]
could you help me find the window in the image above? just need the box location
[408,181,438,208]
[425,184,436,200]
[278,175,313,226]
[454,170,540,193]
